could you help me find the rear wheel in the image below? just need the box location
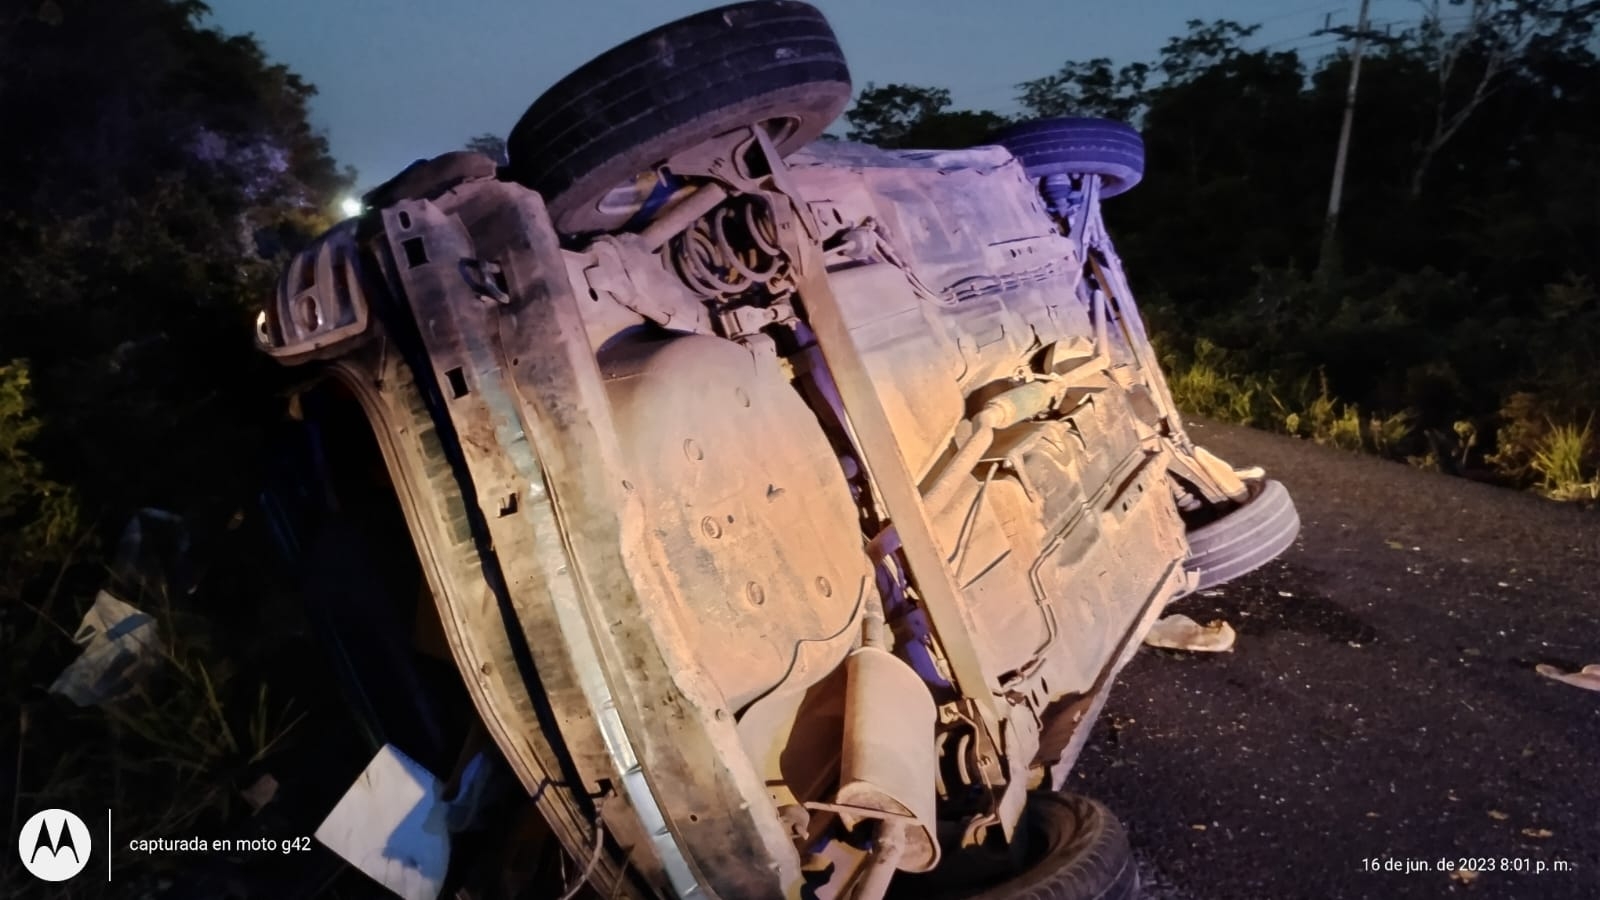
[991,117,1145,198]
[506,0,852,235]
[895,793,1138,900]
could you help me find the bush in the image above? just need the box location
[0,361,79,567]
[1531,419,1599,501]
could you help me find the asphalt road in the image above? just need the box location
[1070,420,1600,900]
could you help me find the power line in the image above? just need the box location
[1257,2,1354,26]
[1288,39,1350,58]
[1256,30,1342,51]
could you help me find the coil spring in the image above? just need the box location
[1171,479,1205,513]
[1041,173,1079,217]
[669,194,791,298]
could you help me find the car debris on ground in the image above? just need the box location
[1143,614,1238,653]
[1535,663,1600,692]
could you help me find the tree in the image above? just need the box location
[1119,22,1317,306]
[1155,19,1264,84]
[1018,58,1151,122]
[1402,0,1600,197]
[0,0,351,524]
[0,361,77,569]
[845,83,954,145]
[465,132,508,164]
[898,109,1013,149]
[843,83,1009,149]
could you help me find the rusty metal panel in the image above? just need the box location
[318,345,639,892]
[600,334,869,713]
[481,187,805,899]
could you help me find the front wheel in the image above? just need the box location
[1184,478,1300,590]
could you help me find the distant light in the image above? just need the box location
[340,197,363,218]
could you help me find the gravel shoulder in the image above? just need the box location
[1073,419,1600,900]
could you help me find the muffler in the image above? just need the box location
[830,644,941,874]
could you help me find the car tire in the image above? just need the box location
[966,793,1138,900]
[990,117,1145,198]
[1184,478,1301,591]
[505,0,852,235]
[893,793,1137,900]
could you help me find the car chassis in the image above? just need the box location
[256,6,1298,897]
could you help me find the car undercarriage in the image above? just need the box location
[255,3,1300,897]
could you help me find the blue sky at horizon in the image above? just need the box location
[204,0,1427,192]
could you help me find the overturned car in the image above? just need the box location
[256,3,1299,897]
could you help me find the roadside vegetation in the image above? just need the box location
[843,5,1600,503]
[1,1,362,893]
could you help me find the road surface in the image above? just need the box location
[1072,420,1600,900]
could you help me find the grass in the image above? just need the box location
[95,607,308,834]
[1531,418,1599,502]
[1157,337,1598,505]
[1162,339,1370,452]
[4,569,312,896]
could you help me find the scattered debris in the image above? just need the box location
[1521,827,1554,839]
[1144,614,1236,653]
[1534,663,1600,692]
[48,590,162,707]
[317,745,452,900]
[241,774,280,814]
[1488,810,1509,821]
[1451,869,1480,885]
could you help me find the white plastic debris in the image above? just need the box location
[1144,614,1237,653]
[316,745,451,900]
[1535,663,1600,692]
[48,590,162,706]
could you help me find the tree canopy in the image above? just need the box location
[0,0,351,533]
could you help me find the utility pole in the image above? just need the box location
[1319,0,1372,277]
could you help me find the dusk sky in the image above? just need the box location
[204,0,1425,193]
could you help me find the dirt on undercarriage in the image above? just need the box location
[1074,419,1600,900]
